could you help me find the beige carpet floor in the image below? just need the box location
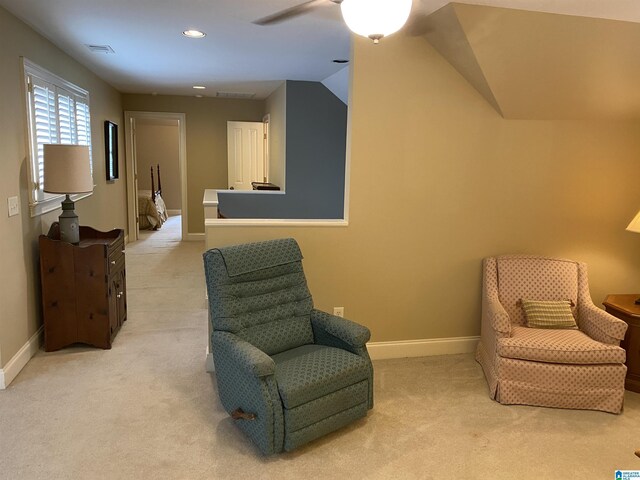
[1,215,639,479]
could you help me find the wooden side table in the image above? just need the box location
[40,223,127,351]
[603,294,640,393]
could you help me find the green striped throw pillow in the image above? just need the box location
[521,299,577,329]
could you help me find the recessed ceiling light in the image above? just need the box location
[333,59,349,64]
[193,85,206,90]
[182,29,206,39]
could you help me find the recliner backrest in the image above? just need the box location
[203,238,314,355]
[494,255,579,326]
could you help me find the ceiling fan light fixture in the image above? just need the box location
[340,0,412,44]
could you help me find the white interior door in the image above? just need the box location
[227,121,265,190]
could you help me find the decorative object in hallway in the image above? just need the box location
[39,223,126,351]
[253,0,412,44]
[203,238,373,454]
[43,144,93,244]
[105,120,119,181]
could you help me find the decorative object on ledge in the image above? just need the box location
[43,144,93,244]
[105,120,119,181]
[39,223,126,351]
[251,182,280,191]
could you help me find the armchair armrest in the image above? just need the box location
[578,302,628,345]
[485,295,511,336]
[212,331,275,377]
[311,309,371,347]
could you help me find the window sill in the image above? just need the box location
[29,192,93,218]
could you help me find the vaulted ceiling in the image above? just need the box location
[416,3,640,119]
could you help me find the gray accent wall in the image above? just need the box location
[218,80,347,219]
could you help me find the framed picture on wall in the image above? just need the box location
[104,120,118,181]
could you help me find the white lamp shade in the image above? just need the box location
[627,209,640,234]
[43,144,93,194]
[341,0,412,40]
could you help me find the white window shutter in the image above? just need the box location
[23,60,92,211]
[30,78,58,200]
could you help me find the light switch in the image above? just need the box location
[7,196,19,217]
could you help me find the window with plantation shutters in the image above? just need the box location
[23,59,93,216]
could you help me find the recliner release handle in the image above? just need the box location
[231,408,257,421]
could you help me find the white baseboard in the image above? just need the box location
[185,233,205,242]
[203,336,479,372]
[167,209,181,217]
[367,336,480,361]
[0,327,43,389]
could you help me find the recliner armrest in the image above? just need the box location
[311,309,371,347]
[212,331,275,377]
[578,302,628,345]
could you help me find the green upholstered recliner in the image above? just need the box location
[203,238,373,454]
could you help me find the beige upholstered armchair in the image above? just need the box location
[476,255,628,414]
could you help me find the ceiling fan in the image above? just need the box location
[253,0,413,44]
[253,0,343,27]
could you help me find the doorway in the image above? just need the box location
[124,111,187,242]
[227,121,266,190]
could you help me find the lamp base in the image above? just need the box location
[59,194,79,244]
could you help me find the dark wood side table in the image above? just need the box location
[39,223,127,351]
[603,294,640,393]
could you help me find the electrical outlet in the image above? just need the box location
[333,307,344,318]
[7,196,19,217]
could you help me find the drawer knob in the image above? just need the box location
[111,260,116,265]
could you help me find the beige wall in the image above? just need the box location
[135,122,181,210]
[265,82,286,189]
[0,7,126,367]
[206,33,640,342]
[122,95,265,233]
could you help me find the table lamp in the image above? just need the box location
[626,209,640,304]
[43,144,93,244]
